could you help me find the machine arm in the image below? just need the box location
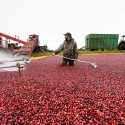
[0,32,26,44]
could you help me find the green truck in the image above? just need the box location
[85,34,119,50]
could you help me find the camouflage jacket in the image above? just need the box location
[55,39,78,58]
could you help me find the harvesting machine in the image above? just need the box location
[0,32,40,74]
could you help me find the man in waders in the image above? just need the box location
[53,32,78,66]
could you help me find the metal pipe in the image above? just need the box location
[55,55,97,68]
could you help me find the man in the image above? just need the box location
[0,36,2,47]
[53,32,78,66]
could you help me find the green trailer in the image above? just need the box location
[85,34,119,50]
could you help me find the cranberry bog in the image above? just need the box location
[0,54,125,124]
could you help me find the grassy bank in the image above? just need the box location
[32,50,125,57]
[79,50,125,55]
[32,51,53,57]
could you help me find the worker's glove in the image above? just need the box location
[75,54,78,59]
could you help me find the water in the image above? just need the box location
[0,50,31,72]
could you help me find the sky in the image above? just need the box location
[0,0,125,50]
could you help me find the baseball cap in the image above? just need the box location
[64,32,72,37]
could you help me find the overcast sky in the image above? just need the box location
[0,0,125,49]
